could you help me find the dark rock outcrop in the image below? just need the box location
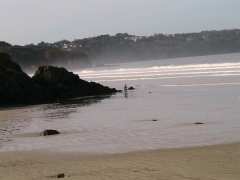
[0,53,118,106]
[32,65,118,99]
[128,86,135,90]
[57,173,65,178]
[194,122,205,125]
[41,129,60,136]
[0,53,45,105]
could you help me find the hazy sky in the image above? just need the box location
[1,0,240,45]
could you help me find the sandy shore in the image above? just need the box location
[0,143,240,180]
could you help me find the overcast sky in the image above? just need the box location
[1,0,240,45]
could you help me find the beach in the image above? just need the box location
[1,54,240,179]
[1,1,240,179]
[0,143,239,180]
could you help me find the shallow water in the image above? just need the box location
[1,53,240,153]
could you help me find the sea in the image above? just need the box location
[1,53,240,154]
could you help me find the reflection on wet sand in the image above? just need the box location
[0,95,113,148]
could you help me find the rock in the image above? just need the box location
[0,53,119,107]
[0,53,22,72]
[33,66,80,86]
[128,86,135,90]
[194,122,205,125]
[41,129,60,136]
[0,41,11,49]
[57,173,65,178]
[48,173,65,179]
[0,53,45,105]
[32,65,118,99]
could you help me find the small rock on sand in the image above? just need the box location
[194,122,205,125]
[41,129,60,136]
[57,173,65,178]
[128,86,135,90]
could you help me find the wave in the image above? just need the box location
[88,73,240,82]
[80,70,240,79]
[77,62,240,82]
[162,82,240,87]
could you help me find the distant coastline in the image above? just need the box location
[1,29,240,71]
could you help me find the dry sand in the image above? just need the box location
[0,143,240,180]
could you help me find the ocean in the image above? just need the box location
[1,53,240,153]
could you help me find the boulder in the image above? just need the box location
[57,173,65,178]
[194,122,205,125]
[128,86,135,90]
[42,129,60,136]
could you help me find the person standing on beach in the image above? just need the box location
[124,84,128,98]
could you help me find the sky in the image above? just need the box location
[0,0,240,45]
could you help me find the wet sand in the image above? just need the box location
[0,143,239,180]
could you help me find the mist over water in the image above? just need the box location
[1,53,240,153]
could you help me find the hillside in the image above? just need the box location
[1,29,240,71]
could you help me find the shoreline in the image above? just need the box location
[0,143,240,180]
